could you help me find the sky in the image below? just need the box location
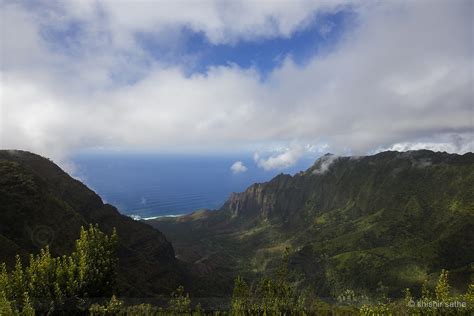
[1,0,473,173]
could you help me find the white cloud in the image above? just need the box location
[0,0,472,166]
[254,146,304,170]
[230,161,248,174]
[63,0,352,46]
[389,142,459,153]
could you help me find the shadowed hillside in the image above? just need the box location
[0,150,190,297]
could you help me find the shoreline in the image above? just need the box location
[129,214,185,221]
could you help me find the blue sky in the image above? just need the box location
[135,9,355,78]
[38,2,356,81]
[1,0,472,172]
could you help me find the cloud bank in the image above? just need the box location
[1,0,472,165]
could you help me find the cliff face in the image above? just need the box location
[151,150,474,297]
[218,150,474,228]
[223,182,278,220]
[222,172,311,224]
[0,150,187,297]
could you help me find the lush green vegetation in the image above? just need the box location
[89,256,473,315]
[152,150,474,298]
[0,225,117,314]
[87,265,473,315]
[1,226,472,315]
[1,150,472,314]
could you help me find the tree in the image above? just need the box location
[72,225,118,298]
[435,269,450,302]
[168,285,191,314]
[231,276,250,314]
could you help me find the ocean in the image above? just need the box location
[72,152,317,218]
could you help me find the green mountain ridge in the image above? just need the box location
[150,150,474,298]
[0,150,191,297]
[1,149,472,303]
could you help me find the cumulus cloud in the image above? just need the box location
[0,0,472,165]
[230,161,248,174]
[254,146,304,170]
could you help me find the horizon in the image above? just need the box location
[4,147,471,218]
[71,150,319,216]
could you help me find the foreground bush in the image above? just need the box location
[2,232,472,315]
[0,224,117,314]
[360,269,473,315]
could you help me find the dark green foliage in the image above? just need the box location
[0,224,117,314]
[86,269,473,315]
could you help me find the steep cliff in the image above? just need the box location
[151,150,474,297]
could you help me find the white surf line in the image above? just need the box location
[128,214,185,221]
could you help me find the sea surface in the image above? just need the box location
[72,152,316,218]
